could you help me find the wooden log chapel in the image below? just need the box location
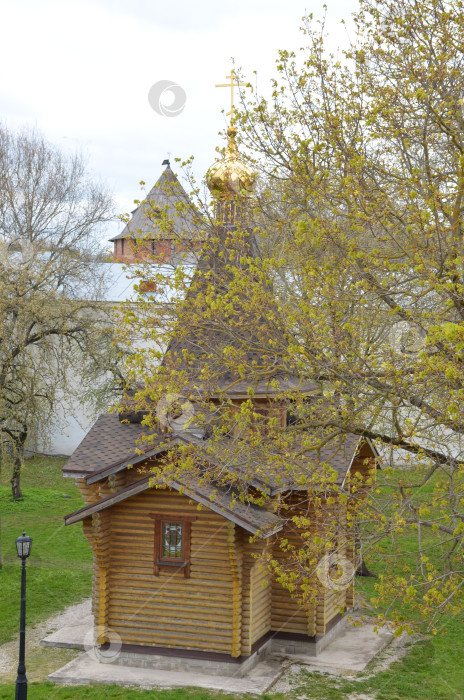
[63,112,378,675]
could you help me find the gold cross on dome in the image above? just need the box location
[215,69,247,122]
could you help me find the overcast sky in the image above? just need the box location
[1,0,359,244]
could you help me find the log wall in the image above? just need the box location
[76,458,366,652]
[89,511,112,644]
[270,524,315,636]
[240,535,271,654]
[104,488,241,655]
[248,540,272,645]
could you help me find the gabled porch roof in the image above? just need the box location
[64,473,283,537]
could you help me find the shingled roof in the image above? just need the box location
[63,410,372,494]
[161,224,319,397]
[182,432,372,495]
[250,433,366,494]
[63,412,204,479]
[109,165,201,242]
[62,413,160,477]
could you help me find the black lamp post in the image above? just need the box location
[15,532,32,700]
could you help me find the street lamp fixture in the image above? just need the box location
[16,532,32,559]
[15,531,32,700]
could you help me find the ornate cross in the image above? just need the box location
[215,69,247,122]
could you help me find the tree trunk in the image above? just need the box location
[11,457,23,500]
[10,431,27,501]
[356,556,376,577]
[354,523,376,577]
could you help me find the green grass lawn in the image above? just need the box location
[0,683,244,700]
[0,455,92,645]
[1,456,463,699]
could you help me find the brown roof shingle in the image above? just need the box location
[63,413,157,475]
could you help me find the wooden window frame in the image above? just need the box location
[149,513,196,578]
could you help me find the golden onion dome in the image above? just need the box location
[206,126,256,199]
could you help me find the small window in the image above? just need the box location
[162,522,183,559]
[149,513,196,578]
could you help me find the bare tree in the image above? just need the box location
[0,124,121,499]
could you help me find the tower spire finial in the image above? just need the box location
[209,70,256,224]
[215,69,247,124]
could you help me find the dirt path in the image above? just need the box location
[0,598,91,684]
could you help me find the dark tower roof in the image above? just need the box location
[162,223,318,397]
[109,164,201,242]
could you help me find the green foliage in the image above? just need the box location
[118,0,464,626]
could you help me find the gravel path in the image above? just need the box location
[0,598,91,683]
